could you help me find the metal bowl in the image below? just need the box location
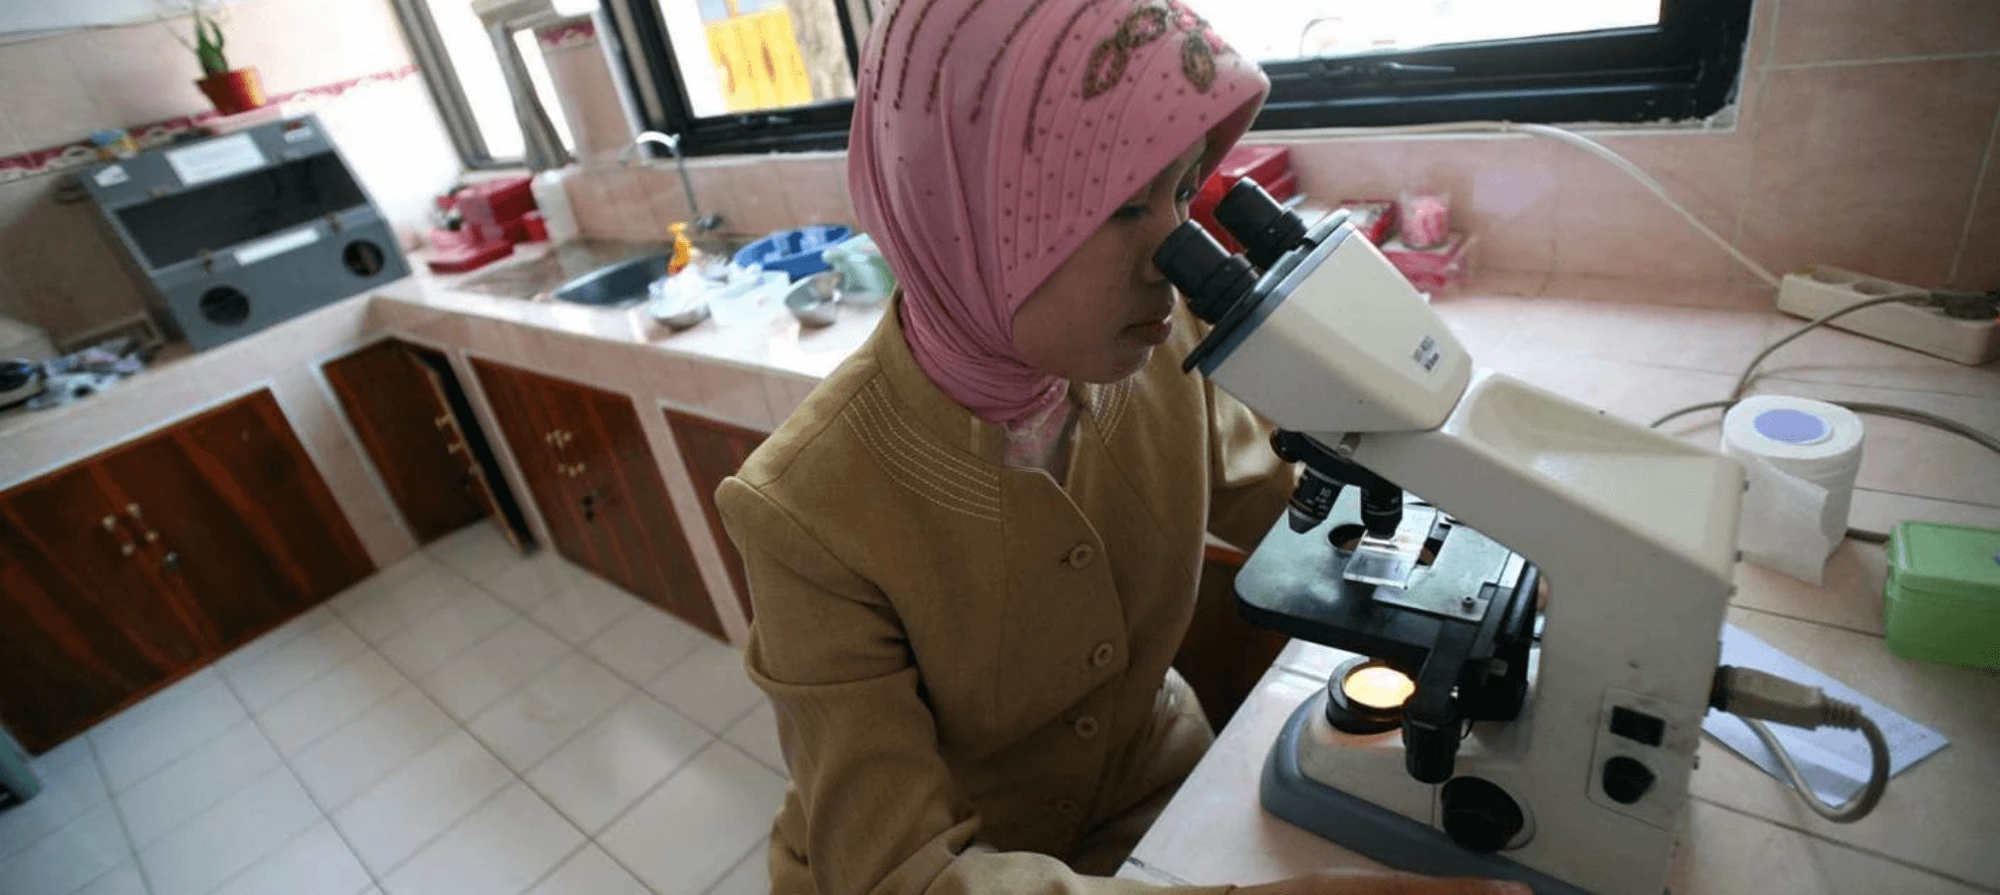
[785,272,843,328]
[651,301,711,331]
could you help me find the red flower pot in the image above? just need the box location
[196,67,267,115]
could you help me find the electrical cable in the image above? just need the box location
[1711,666,1891,823]
[1301,120,1782,288]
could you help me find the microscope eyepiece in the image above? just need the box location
[1154,221,1258,325]
[1215,178,1308,269]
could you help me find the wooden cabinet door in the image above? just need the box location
[566,386,722,638]
[471,360,722,638]
[323,340,489,544]
[0,465,209,753]
[104,392,375,653]
[665,410,767,624]
[473,359,592,563]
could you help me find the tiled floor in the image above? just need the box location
[1,524,784,895]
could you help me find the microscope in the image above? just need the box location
[1155,183,1745,895]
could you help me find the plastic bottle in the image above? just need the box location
[530,167,581,244]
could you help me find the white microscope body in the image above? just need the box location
[1158,184,1743,895]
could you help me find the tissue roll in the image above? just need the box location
[1723,396,1865,552]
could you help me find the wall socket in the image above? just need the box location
[1776,266,1998,365]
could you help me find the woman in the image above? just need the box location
[717,1,1527,892]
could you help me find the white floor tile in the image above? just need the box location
[71,861,146,895]
[583,605,708,686]
[219,612,368,712]
[211,821,371,895]
[427,523,528,584]
[115,720,282,847]
[138,767,321,895]
[645,640,765,733]
[90,669,247,792]
[467,654,631,772]
[524,845,649,895]
[293,687,457,811]
[329,553,447,625]
[378,587,515,679]
[525,692,712,834]
[335,564,479,647]
[0,804,128,895]
[381,783,582,895]
[529,575,644,646]
[331,731,512,876]
[599,744,787,895]
[419,618,570,722]
[482,552,582,613]
[707,840,772,895]
[0,737,107,863]
[722,701,786,776]
[258,649,408,756]
[218,606,339,672]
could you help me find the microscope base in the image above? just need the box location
[1260,692,1589,895]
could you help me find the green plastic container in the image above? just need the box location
[1883,521,2000,669]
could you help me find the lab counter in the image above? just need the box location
[1118,543,2000,893]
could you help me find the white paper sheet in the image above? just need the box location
[1702,624,1948,802]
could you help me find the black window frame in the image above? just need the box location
[611,0,1754,157]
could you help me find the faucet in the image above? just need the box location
[623,131,724,234]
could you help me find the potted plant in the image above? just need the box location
[189,6,265,115]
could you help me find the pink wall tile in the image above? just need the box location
[1773,0,2000,65]
[601,167,668,241]
[778,156,856,226]
[1739,59,2000,287]
[71,22,209,128]
[711,161,797,236]
[1282,138,1405,204]
[0,179,154,344]
[543,43,632,162]
[1954,137,2000,290]
[1552,134,1758,283]
[1728,0,1779,131]
[632,166,694,231]
[1404,137,1561,277]
[0,36,109,150]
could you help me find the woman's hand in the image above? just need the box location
[1236,870,1533,895]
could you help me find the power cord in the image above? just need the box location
[1709,665,1890,823]
[1646,292,2000,542]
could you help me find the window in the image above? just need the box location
[605,0,1750,156]
[394,0,576,167]
[1192,0,1755,129]
[614,0,868,155]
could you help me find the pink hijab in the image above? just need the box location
[848,0,1269,424]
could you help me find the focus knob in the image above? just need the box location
[1602,756,1656,805]
[1440,777,1524,853]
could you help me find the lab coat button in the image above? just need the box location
[1090,642,1115,667]
[1065,543,1096,569]
[1056,798,1080,816]
[1073,716,1100,739]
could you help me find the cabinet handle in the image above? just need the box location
[566,461,588,478]
[120,542,136,557]
[126,503,142,518]
[435,414,453,430]
[446,440,468,455]
[102,515,118,532]
[144,529,160,543]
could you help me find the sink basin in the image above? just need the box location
[553,254,671,307]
